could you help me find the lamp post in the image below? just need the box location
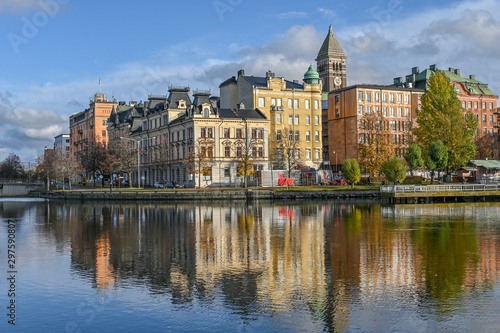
[333,150,337,176]
[120,137,140,189]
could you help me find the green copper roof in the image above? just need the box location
[304,65,320,80]
[317,25,346,59]
[470,160,500,169]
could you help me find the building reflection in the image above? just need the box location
[33,201,500,330]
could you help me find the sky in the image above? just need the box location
[1,0,500,163]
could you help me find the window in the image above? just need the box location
[276,130,282,141]
[405,95,409,105]
[315,115,319,125]
[462,101,466,108]
[207,128,213,138]
[289,115,293,124]
[102,120,107,126]
[397,94,402,104]
[390,93,395,103]
[305,99,310,109]
[252,147,257,157]
[224,146,230,157]
[405,108,410,117]
[202,167,212,181]
[295,130,300,141]
[236,146,242,157]
[289,130,293,141]
[390,107,395,117]
[252,128,257,139]
[382,93,387,103]
[468,101,472,109]
[397,107,402,117]
[484,128,487,136]
[224,128,230,138]
[315,130,320,142]
[306,131,311,142]
[258,97,265,107]
[258,129,263,139]
[482,102,486,109]
[490,102,494,110]
[335,108,340,118]
[306,115,310,125]
[315,149,320,159]
[359,133,365,144]
[288,99,292,108]
[236,128,242,138]
[277,148,283,159]
[483,115,487,123]
[258,147,263,158]
[203,108,210,117]
[224,168,230,177]
[294,99,299,108]
[276,114,282,124]
[358,91,364,102]
[474,101,478,109]
[366,105,372,115]
[335,95,340,104]
[366,92,372,102]
[358,105,363,116]
[374,92,380,102]
[306,149,311,159]
[359,120,365,129]
[102,130,106,137]
[201,128,206,138]
[390,121,396,131]
[294,149,300,159]
[491,115,494,124]
[375,106,380,115]
[271,98,276,106]
[314,100,319,109]
[276,98,282,107]
[295,114,299,125]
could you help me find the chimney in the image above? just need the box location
[429,64,437,71]
[454,69,461,76]
[448,67,454,73]
[394,77,403,86]
[237,69,245,77]
[469,74,476,80]
[266,70,275,79]
[412,66,419,74]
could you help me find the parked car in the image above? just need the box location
[154,182,164,188]
[165,181,183,188]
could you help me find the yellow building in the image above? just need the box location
[220,68,323,169]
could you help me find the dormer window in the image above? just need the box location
[203,108,210,117]
[178,100,186,109]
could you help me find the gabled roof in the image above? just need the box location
[470,160,500,169]
[316,25,346,60]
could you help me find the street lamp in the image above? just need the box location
[120,137,141,189]
[332,150,337,176]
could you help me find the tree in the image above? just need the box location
[52,149,81,190]
[357,108,396,176]
[342,158,360,189]
[109,138,140,186]
[150,133,171,184]
[183,138,214,188]
[272,127,302,178]
[475,135,497,160]
[381,157,407,185]
[405,144,424,176]
[0,153,24,180]
[414,70,477,170]
[425,140,448,184]
[79,141,114,188]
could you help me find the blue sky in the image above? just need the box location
[1,0,500,162]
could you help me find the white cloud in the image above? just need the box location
[276,11,308,19]
[317,7,336,19]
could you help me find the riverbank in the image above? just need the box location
[29,187,381,201]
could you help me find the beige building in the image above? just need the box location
[220,68,323,169]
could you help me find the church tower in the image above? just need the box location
[316,25,347,93]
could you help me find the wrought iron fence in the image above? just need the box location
[381,184,500,193]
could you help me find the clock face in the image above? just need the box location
[334,77,342,86]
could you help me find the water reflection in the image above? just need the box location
[1,200,500,332]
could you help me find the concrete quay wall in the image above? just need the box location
[31,189,381,201]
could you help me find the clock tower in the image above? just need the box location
[316,25,347,93]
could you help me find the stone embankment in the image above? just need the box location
[30,188,380,201]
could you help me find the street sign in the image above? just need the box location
[141,176,145,179]
[113,174,117,178]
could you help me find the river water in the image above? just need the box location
[0,199,499,332]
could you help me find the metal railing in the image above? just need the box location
[381,184,500,193]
